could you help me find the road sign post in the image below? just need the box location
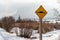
[39,19,42,40]
[35,5,47,40]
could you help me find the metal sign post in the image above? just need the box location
[39,19,42,40]
[35,5,47,40]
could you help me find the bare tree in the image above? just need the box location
[1,16,15,32]
[0,20,2,28]
[16,16,22,23]
[20,19,33,38]
[1,17,9,32]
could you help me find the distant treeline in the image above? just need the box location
[0,16,36,31]
[0,16,60,38]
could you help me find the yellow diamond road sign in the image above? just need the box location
[35,5,47,19]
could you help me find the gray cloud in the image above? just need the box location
[0,0,59,21]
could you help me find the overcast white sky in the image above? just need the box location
[0,0,60,20]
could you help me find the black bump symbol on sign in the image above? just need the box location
[38,11,43,13]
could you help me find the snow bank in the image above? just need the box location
[0,28,30,40]
[31,30,60,40]
[0,28,60,40]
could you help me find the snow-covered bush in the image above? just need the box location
[20,27,32,38]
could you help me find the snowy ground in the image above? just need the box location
[0,28,60,40]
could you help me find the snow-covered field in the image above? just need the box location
[0,28,60,40]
